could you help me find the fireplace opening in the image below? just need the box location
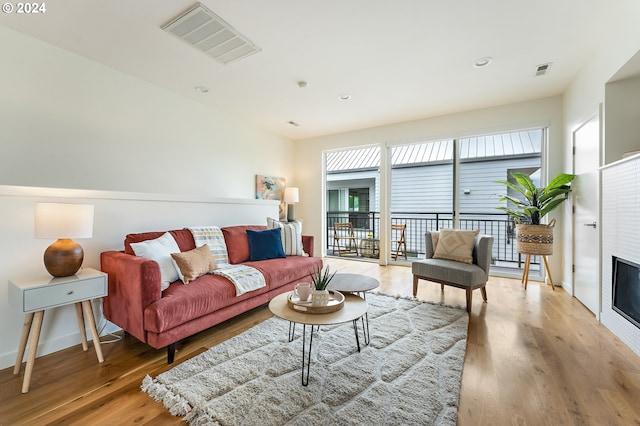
[612,256,640,329]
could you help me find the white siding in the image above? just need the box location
[460,157,540,214]
[391,164,453,213]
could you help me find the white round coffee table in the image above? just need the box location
[269,292,368,386]
[327,273,380,345]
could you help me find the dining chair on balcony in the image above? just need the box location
[333,222,359,256]
[391,223,407,260]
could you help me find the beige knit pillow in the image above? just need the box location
[171,244,218,284]
[432,229,479,264]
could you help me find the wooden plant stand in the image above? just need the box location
[521,254,555,290]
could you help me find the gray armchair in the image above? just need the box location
[412,232,494,313]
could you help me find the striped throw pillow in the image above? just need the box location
[267,217,307,256]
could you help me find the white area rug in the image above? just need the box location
[142,293,469,425]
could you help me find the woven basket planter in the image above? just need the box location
[516,220,555,255]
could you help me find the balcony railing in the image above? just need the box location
[326,211,538,269]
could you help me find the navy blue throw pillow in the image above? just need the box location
[246,228,286,261]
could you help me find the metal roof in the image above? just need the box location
[327,129,542,172]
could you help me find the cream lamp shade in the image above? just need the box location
[35,203,94,277]
[283,187,299,222]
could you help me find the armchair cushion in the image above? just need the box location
[412,258,487,287]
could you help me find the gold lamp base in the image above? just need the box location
[43,239,84,277]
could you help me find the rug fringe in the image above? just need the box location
[141,374,192,416]
[184,407,221,426]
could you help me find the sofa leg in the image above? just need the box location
[481,286,488,302]
[465,288,472,313]
[167,343,176,364]
[412,275,419,297]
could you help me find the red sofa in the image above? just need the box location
[100,225,322,363]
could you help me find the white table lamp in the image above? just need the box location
[283,187,299,222]
[35,203,94,277]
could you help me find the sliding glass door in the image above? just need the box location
[457,129,542,275]
[324,128,543,277]
[390,140,454,260]
[325,146,380,257]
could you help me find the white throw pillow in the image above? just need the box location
[266,217,307,256]
[130,232,180,290]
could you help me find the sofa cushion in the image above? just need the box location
[221,225,267,264]
[144,273,267,333]
[433,229,479,264]
[130,232,180,291]
[247,228,286,261]
[124,229,195,255]
[170,244,218,284]
[247,256,323,289]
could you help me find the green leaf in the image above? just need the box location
[512,172,537,193]
[546,173,576,191]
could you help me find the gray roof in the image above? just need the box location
[327,129,542,172]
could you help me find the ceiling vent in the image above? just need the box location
[535,63,552,77]
[162,3,261,65]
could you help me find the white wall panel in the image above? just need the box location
[0,185,279,369]
[601,156,640,356]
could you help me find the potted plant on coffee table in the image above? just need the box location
[496,171,576,289]
[309,265,336,306]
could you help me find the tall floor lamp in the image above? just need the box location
[283,187,299,222]
[35,203,94,277]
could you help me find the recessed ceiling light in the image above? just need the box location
[195,85,209,93]
[473,57,493,68]
[338,94,351,101]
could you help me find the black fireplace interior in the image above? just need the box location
[612,256,640,329]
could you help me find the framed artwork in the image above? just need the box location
[256,175,287,220]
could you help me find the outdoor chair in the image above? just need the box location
[391,223,407,260]
[412,231,493,313]
[333,222,359,256]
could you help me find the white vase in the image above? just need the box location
[311,289,330,306]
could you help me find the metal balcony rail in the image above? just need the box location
[326,211,538,268]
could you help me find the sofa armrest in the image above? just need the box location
[100,250,163,343]
[302,235,315,257]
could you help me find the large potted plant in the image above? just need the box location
[496,172,576,255]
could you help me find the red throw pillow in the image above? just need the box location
[221,225,267,263]
[124,229,195,254]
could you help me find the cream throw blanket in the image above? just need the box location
[188,226,266,296]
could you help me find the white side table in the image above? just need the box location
[8,267,108,393]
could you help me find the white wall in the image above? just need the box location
[295,96,565,275]
[604,74,640,164]
[0,25,294,196]
[0,26,293,369]
[561,0,640,293]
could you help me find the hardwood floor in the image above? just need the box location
[1,257,639,425]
